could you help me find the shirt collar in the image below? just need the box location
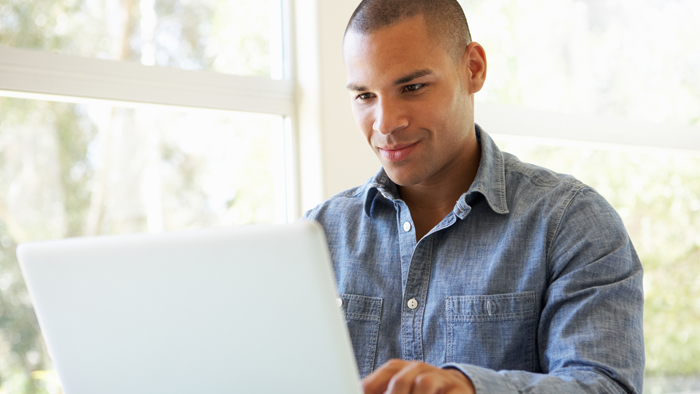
[464,125,509,215]
[362,169,399,217]
[362,124,509,217]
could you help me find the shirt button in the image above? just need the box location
[407,298,418,310]
[336,298,343,308]
[403,222,412,232]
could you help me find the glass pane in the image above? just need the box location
[492,134,700,394]
[0,95,286,393]
[462,0,700,128]
[0,0,281,78]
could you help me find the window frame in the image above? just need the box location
[477,101,700,153]
[0,46,294,115]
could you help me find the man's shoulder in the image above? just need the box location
[502,151,585,191]
[498,151,619,219]
[500,150,625,236]
[302,182,371,222]
[498,151,606,212]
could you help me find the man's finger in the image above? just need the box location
[384,362,435,394]
[412,370,450,394]
[363,360,475,394]
[362,359,410,394]
[412,369,474,394]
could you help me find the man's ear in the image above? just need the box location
[461,42,487,94]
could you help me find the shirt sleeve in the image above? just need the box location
[442,186,645,393]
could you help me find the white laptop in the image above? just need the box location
[17,222,362,394]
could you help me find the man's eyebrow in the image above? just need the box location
[346,69,434,91]
[394,69,433,85]
[346,82,368,92]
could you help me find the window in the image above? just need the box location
[0,0,294,392]
[461,0,700,392]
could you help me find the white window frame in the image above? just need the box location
[0,47,294,115]
[477,102,700,154]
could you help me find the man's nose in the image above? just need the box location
[372,99,408,135]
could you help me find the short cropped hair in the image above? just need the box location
[345,0,472,62]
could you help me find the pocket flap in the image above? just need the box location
[446,291,536,321]
[340,294,383,321]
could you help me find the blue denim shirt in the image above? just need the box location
[303,127,644,393]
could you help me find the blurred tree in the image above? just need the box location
[0,96,95,393]
[1,0,123,391]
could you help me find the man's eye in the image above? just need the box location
[356,93,374,100]
[403,83,424,92]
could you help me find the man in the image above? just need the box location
[304,0,644,393]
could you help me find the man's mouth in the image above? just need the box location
[378,141,420,162]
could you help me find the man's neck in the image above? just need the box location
[399,140,481,241]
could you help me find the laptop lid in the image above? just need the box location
[17,222,362,394]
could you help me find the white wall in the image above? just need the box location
[294,0,378,213]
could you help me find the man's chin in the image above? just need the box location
[382,166,424,187]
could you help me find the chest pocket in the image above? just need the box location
[445,291,538,371]
[339,294,383,378]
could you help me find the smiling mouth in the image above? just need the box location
[378,141,420,162]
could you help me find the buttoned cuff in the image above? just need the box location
[441,363,517,394]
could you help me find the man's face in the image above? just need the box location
[343,15,480,188]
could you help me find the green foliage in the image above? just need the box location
[0,240,46,394]
[0,0,271,74]
[0,97,93,393]
[0,0,108,57]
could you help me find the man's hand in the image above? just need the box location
[362,359,476,394]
